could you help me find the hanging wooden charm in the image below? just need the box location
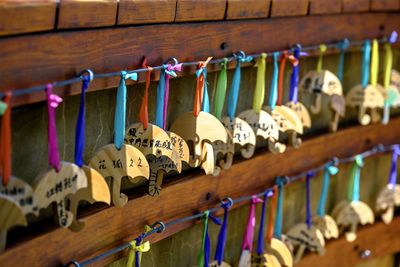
[332,155,374,242]
[346,40,385,125]
[89,72,149,207]
[311,164,339,239]
[33,85,88,228]
[220,52,256,159]
[171,58,228,175]
[239,53,285,155]
[285,46,312,130]
[286,172,325,263]
[66,73,111,231]
[376,145,400,224]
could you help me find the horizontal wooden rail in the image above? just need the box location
[1,117,400,267]
[1,12,399,107]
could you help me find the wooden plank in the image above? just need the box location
[297,216,400,267]
[117,0,176,25]
[341,0,370,13]
[57,0,118,29]
[226,0,271,20]
[175,0,227,22]
[270,0,309,17]
[1,118,400,267]
[0,0,56,36]
[370,0,400,11]
[309,0,342,14]
[0,13,399,106]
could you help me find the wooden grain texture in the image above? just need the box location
[270,0,309,17]
[1,13,399,107]
[0,0,56,36]
[297,216,400,267]
[226,0,271,19]
[175,0,227,22]
[370,0,400,11]
[1,118,400,267]
[57,0,118,29]
[341,0,370,12]
[309,0,342,14]
[117,0,176,25]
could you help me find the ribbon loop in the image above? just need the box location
[163,63,182,129]
[253,53,267,114]
[140,58,153,130]
[198,210,211,267]
[193,57,213,117]
[337,39,349,82]
[46,84,62,172]
[278,51,299,105]
[242,195,263,252]
[289,46,301,103]
[306,171,316,229]
[273,177,285,238]
[267,186,278,242]
[316,44,327,73]
[214,198,232,265]
[317,164,339,216]
[126,239,150,267]
[388,145,400,187]
[256,190,271,255]
[0,92,12,185]
[269,52,280,110]
[213,58,228,119]
[361,40,371,89]
[347,155,364,202]
[370,39,379,87]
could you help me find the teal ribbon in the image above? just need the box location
[196,67,210,112]
[361,40,371,89]
[317,164,339,216]
[273,177,285,238]
[348,155,364,202]
[114,71,138,150]
[155,67,166,128]
[269,52,280,110]
[337,39,349,83]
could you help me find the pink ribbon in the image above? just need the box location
[163,63,182,129]
[241,195,263,251]
[46,84,63,171]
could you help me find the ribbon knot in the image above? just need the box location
[235,51,253,63]
[354,154,364,167]
[166,63,182,77]
[126,226,151,267]
[122,71,138,82]
[48,93,63,108]
[193,57,212,117]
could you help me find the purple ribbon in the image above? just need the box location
[46,84,63,171]
[163,63,182,129]
[388,145,400,187]
[242,196,263,252]
[214,199,232,265]
[306,171,316,229]
[289,46,301,103]
[256,191,270,256]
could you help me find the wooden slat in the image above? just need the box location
[226,0,271,20]
[270,0,309,17]
[309,0,342,14]
[0,13,399,106]
[370,0,400,11]
[341,0,370,13]
[175,0,227,22]
[117,0,176,25]
[0,0,56,36]
[297,216,400,267]
[1,118,400,267]
[57,0,118,29]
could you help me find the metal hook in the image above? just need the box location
[64,261,81,267]
[164,57,179,66]
[151,221,166,233]
[221,197,233,208]
[79,69,94,82]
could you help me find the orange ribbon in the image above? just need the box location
[266,185,278,242]
[1,92,12,185]
[193,57,212,117]
[277,51,299,105]
[140,58,153,130]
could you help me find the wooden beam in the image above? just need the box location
[297,216,400,267]
[117,0,177,25]
[341,0,370,13]
[370,0,400,11]
[175,0,227,22]
[270,0,309,17]
[0,12,399,107]
[226,0,271,20]
[1,117,400,267]
[0,0,56,36]
[57,0,118,29]
[309,0,342,14]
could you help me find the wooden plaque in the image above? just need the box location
[168,131,190,164]
[265,238,293,267]
[285,101,312,129]
[312,215,339,239]
[299,70,343,96]
[209,260,231,267]
[221,117,256,159]
[212,129,234,176]
[250,252,281,267]
[376,184,400,224]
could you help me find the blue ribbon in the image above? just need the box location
[214,200,232,265]
[388,145,400,186]
[317,164,339,216]
[256,191,269,255]
[361,40,371,89]
[196,67,210,113]
[114,71,138,150]
[273,178,285,238]
[305,171,316,229]
[74,75,91,167]
[337,39,349,83]
[351,155,364,202]
[155,66,167,128]
[289,47,300,103]
[269,52,280,109]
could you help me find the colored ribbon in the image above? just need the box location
[382,42,394,124]
[193,57,212,117]
[126,237,150,267]
[214,199,232,265]
[227,52,253,120]
[198,211,211,267]
[242,195,263,252]
[196,65,210,113]
[213,59,228,119]
[256,191,270,255]
[155,67,166,128]
[370,39,379,87]
[253,53,267,114]
[0,92,12,185]
[46,84,63,172]
[74,75,91,167]
[316,44,327,73]
[163,63,182,129]
[337,39,349,82]
[269,52,280,110]
[289,46,301,103]
[277,51,299,105]
[139,59,152,130]
[347,155,364,202]
[267,186,278,242]
[115,71,138,150]
[361,40,371,89]
[388,145,400,187]
[306,171,316,229]
[273,178,285,238]
[316,164,339,217]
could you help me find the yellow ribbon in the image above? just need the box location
[253,53,267,113]
[370,39,379,86]
[126,226,151,267]
[384,43,392,88]
[316,44,327,73]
